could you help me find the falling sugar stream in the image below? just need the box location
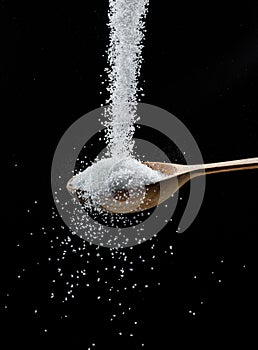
[104,0,149,159]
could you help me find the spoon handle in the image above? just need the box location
[194,157,258,175]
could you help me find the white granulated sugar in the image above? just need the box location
[72,157,166,205]
[70,0,158,212]
[104,0,149,158]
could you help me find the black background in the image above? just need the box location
[1,0,258,348]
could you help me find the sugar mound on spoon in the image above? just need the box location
[71,157,167,209]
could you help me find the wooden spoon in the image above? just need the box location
[67,157,258,214]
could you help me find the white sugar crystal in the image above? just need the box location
[104,0,149,158]
[72,157,166,203]
[70,1,158,210]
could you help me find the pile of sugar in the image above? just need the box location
[72,158,167,206]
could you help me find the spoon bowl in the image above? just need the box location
[67,157,258,214]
